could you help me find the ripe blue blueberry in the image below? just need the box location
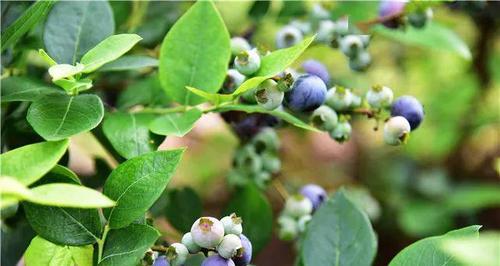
[230,37,252,57]
[302,60,330,85]
[276,25,303,49]
[166,243,188,266]
[391,95,424,130]
[234,49,261,75]
[384,116,411,145]
[181,232,201,254]
[339,35,364,58]
[153,256,170,266]
[325,86,354,111]
[379,0,407,28]
[222,69,246,94]
[300,184,327,211]
[255,80,284,110]
[349,51,371,72]
[201,255,235,266]
[221,213,243,236]
[297,214,312,233]
[285,74,327,112]
[190,217,225,249]
[366,85,393,108]
[310,105,338,131]
[217,234,243,259]
[232,234,252,266]
[330,120,352,142]
[284,194,313,218]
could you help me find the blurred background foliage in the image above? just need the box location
[1,1,499,266]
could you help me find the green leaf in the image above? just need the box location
[27,94,104,141]
[44,0,114,64]
[99,224,160,266]
[233,36,315,96]
[103,149,184,229]
[25,236,93,266]
[38,49,57,66]
[372,22,472,60]
[185,86,233,105]
[0,140,69,185]
[103,112,160,159]
[80,34,143,73]
[301,189,377,266]
[214,104,319,132]
[149,108,203,137]
[0,176,32,199]
[48,63,85,81]
[441,232,500,266]
[1,77,62,102]
[446,184,500,212]
[116,76,171,110]
[224,184,273,254]
[98,55,158,72]
[389,225,482,266]
[159,0,231,105]
[164,187,202,233]
[29,183,115,208]
[1,1,55,52]
[330,2,378,22]
[53,78,93,94]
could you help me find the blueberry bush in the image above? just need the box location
[1,1,499,266]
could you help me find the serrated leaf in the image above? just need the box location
[1,0,55,52]
[103,150,184,229]
[149,108,202,137]
[0,140,69,185]
[159,0,231,105]
[98,55,158,72]
[44,1,114,64]
[301,189,377,266]
[80,34,143,73]
[1,77,62,102]
[25,236,93,266]
[98,224,159,266]
[27,94,104,141]
[164,187,202,233]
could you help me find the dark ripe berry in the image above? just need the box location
[300,184,327,211]
[153,256,170,266]
[391,95,424,130]
[302,59,330,85]
[232,234,252,266]
[285,74,327,112]
[379,0,407,28]
[221,112,279,140]
[201,255,236,266]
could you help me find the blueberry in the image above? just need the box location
[276,25,303,49]
[300,184,327,211]
[232,234,252,266]
[379,0,407,28]
[297,214,312,233]
[255,80,284,110]
[284,194,313,218]
[335,17,350,36]
[350,94,362,108]
[316,20,337,45]
[234,49,261,75]
[310,105,338,131]
[201,255,236,266]
[181,232,201,254]
[339,35,364,58]
[231,37,251,57]
[330,120,352,142]
[254,171,272,189]
[391,95,424,130]
[360,35,371,48]
[349,51,371,72]
[221,213,243,236]
[251,127,280,153]
[408,9,433,28]
[153,256,170,266]
[302,60,330,85]
[277,215,299,241]
[234,145,263,174]
[217,234,243,259]
[190,217,225,249]
[222,69,246,94]
[285,74,327,112]
[261,152,281,174]
[384,116,411,145]
[166,243,188,266]
[325,86,354,111]
[310,3,331,21]
[366,85,393,108]
[289,20,312,35]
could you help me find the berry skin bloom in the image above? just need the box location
[310,105,338,131]
[330,120,352,143]
[384,116,411,145]
[166,243,188,266]
[379,0,407,28]
[217,234,243,259]
[255,80,284,111]
[221,69,245,94]
[276,25,303,49]
[391,95,424,130]
[349,51,371,72]
[302,59,330,85]
[339,35,364,58]
[285,74,327,112]
[201,255,236,266]
[153,256,170,266]
[325,86,354,111]
[181,232,201,254]
[234,49,261,76]
[221,213,243,236]
[284,194,313,218]
[230,37,251,57]
[366,85,394,109]
[232,234,252,266]
[300,184,328,211]
[316,20,337,45]
[278,215,299,241]
[298,214,313,233]
[190,217,225,249]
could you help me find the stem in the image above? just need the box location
[272,179,289,201]
[151,245,168,253]
[140,105,187,114]
[356,11,405,32]
[97,225,110,263]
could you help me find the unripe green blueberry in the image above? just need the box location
[252,127,280,153]
[335,17,349,36]
[191,217,225,249]
[408,9,433,29]
[360,35,371,48]
[255,80,284,110]
[231,37,251,57]
[384,116,411,145]
[234,49,261,75]
[339,35,364,58]
[330,120,352,143]
[221,213,243,236]
[316,20,337,44]
[284,194,313,218]
[254,171,272,189]
[181,232,201,254]
[278,215,299,241]
[350,94,362,108]
[166,243,188,266]
[310,3,330,21]
[310,105,338,131]
[366,85,393,108]
[241,88,257,104]
[290,20,312,35]
[234,145,263,174]
[349,51,371,72]
[297,214,312,233]
[325,86,354,111]
[222,69,246,94]
[261,152,281,174]
[217,234,243,259]
[276,25,303,49]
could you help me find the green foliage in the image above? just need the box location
[29,184,115,208]
[331,1,378,22]
[149,108,203,137]
[27,94,104,141]
[159,0,231,105]
[301,189,377,266]
[103,150,184,229]
[116,76,170,110]
[164,187,203,233]
[97,55,158,72]
[440,232,500,266]
[25,236,93,266]
[1,77,62,102]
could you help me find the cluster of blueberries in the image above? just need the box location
[278,184,327,241]
[275,3,371,72]
[228,128,281,189]
[379,0,433,29]
[153,214,252,266]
